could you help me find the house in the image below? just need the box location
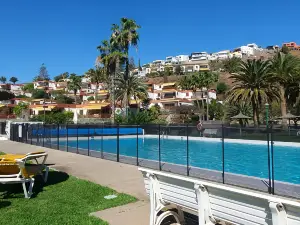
[190,52,208,61]
[165,56,178,64]
[181,60,209,73]
[216,50,231,60]
[33,80,49,89]
[283,42,300,50]
[175,55,189,62]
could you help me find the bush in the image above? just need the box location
[216,82,228,94]
[55,94,74,104]
[87,96,95,101]
[31,89,49,99]
[30,111,74,124]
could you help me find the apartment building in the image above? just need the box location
[190,52,208,61]
[181,60,210,73]
[283,42,300,50]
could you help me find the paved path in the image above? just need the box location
[0,140,149,225]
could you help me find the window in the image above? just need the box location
[186,92,189,97]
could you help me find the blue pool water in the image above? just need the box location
[57,137,300,184]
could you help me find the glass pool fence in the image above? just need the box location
[10,123,300,199]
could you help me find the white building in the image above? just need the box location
[165,56,178,64]
[190,52,208,61]
[216,50,230,60]
[207,53,218,61]
[175,55,189,62]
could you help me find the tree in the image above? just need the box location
[223,57,242,73]
[281,45,290,54]
[54,72,69,82]
[87,96,95,101]
[175,65,182,75]
[67,73,82,104]
[55,94,74,104]
[22,83,34,93]
[270,52,300,125]
[128,57,136,71]
[34,63,50,81]
[31,89,49,99]
[216,82,228,94]
[9,76,18,84]
[111,18,141,80]
[13,102,28,118]
[85,67,106,103]
[209,60,224,72]
[115,72,147,115]
[0,76,6,84]
[227,59,279,126]
[179,71,218,120]
[0,90,14,100]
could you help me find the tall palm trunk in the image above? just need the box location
[74,90,77,104]
[111,58,120,123]
[279,85,287,126]
[251,100,257,126]
[256,107,260,126]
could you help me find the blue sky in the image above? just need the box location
[0,0,299,82]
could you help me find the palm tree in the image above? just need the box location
[67,73,82,104]
[97,39,125,122]
[9,76,18,84]
[227,59,279,126]
[115,73,147,115]
[111,18,141,80]
[270,52,300,125]
[0,76,6,84]
[85,67,107,103]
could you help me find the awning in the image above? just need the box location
[129,99,141,105]
[33,106,55,111]
[162,82,176,87]
[82,103,110,110]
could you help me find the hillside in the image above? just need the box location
[291,50,300,58]
[145,72,234,89]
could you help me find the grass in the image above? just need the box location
[0,171,136,225]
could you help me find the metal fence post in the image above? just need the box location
[57,124,59,150]
[37,123,39,146]
[30,125,33,145]
[222,124,225,184]
[271,126,275,195]
[66,123,68,152]
[88,127,90,156]
[136,125,139,166]
[43,124,45,147]
[117,124,120,162]
[186,124,189,176]
[267,125,272,194]
[159,124,161,171]
[101,123,104,159]
[76,125,79,154]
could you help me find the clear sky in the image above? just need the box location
[0,0,299,82]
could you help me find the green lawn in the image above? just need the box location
[0,171,136,225]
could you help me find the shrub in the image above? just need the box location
[30,111,74,124]
[216,82,228,94]
[87,96,95,101]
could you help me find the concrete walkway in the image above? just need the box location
[0,140,149,225]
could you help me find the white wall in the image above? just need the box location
[148,92,159,100]
[208,91,217,100]
[176,91,193,99]
[153,84,162,91]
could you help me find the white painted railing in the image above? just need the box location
[139,167,300,225]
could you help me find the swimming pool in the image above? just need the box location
[56,137,300,184]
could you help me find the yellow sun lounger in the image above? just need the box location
[0,151,46,161]
[0,152,49,198]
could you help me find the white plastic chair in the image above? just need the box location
[0,152,49,198]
